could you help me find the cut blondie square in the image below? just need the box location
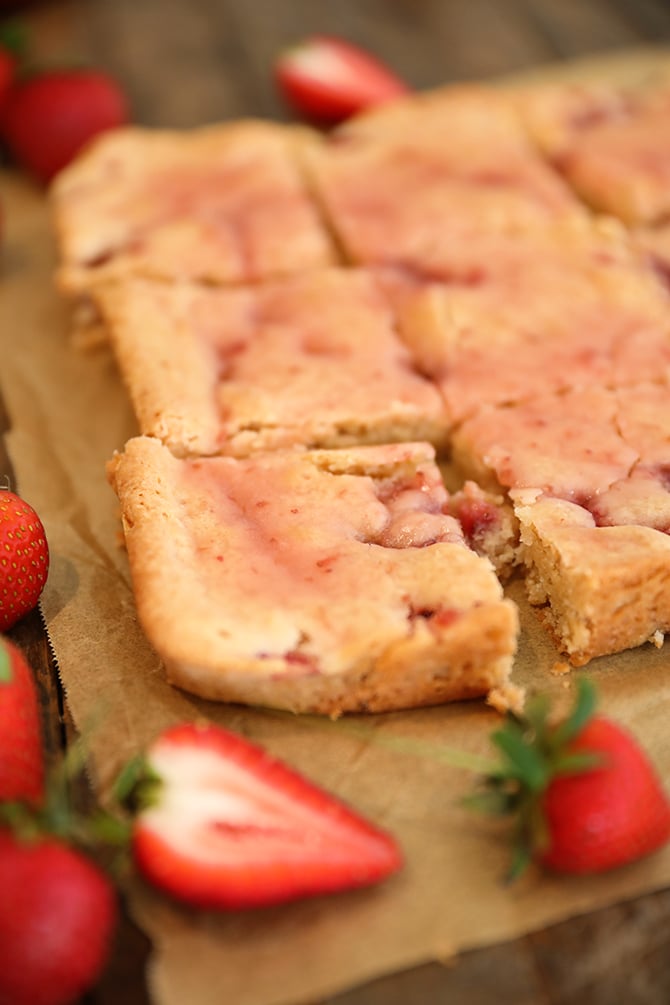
[451,385,639,501]
[516,497,670,666]
[93,268,448,457]
[51,121,336,296]
[302,88,585,277]
[517,76,670,225]
[382,219,670,423]
[454,382,670,663]
[107,436,518,715]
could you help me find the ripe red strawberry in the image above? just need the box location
[0,636,44,804]
[469,678,670,878]
[1,68,128,183]
[0,47,14,116]
[0,828,117,1005]
[0,489,49,631]
[540,715,670,874]
[118,721,403,910]
[274,35,408,126]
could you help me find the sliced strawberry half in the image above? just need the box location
[274,34,409,126]
[120,722,403,910]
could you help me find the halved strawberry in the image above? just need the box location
[118,721,403,910]
[274,35,409,126]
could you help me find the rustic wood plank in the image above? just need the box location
[224,0,556,116]
[528,890,670,1004]
[612,0,670,38]
[320,941,546,1005]
[522,0,648,57]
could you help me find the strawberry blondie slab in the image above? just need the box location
[92,268,448,457]
[517,75,670,226]
[382,218,670,424]
[302,86,586,278]
[50,121,336,295]
[516,75,670,280]
[107,437,518,715]
[452,383,670,663]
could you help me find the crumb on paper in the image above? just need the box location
[487,682,525,715]
[650,630,665,649]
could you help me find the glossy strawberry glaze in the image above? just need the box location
[545,88,670,224]
[455,386,639,502]
[186,269,444,448]
[311,132,583,270]
[61,128,334,282]
[167,443,496,673]
[584,382,670,533]
[379,224,670,420]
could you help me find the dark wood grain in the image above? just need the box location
[3,1,670,1002]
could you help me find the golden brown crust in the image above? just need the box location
[107,437,518,715]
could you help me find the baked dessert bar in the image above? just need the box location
[302,89,585,278]
[51,121,336,295]
[454,381,670,663]
[517,496,670,665]
[518,77,670,225]
[93,268,448,457]
[382,219,670,423]
[451,385,638,501]
[107,436,518,715]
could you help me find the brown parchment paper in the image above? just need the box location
[3,47,670,1005]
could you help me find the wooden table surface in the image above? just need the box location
[4,0,670,1002]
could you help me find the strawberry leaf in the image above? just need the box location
[0,20,28,61]
[0,646,11,683]
[551,677,597,748]
[491,722,548,791]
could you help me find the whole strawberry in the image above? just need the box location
[0,46,14,117]
[0,828,117,1005]
[469,678,670,878]
[0,636,44,804]
[2,68,128,183]
[0,489,49,631]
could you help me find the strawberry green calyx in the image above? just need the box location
[466,677,602,880]
[113,752,163,814]
[0,646,11,682]
[0,20,29,62]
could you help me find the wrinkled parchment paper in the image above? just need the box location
[3,48,670,1005]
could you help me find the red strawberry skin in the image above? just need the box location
[0,47,14,117]
[0,637,44,804]
[0,829,117,1005]
[541,716,670,874]
[275,35,408,125]
[132,722,403,910]
[0,490,49,631]
[2,69,128,183]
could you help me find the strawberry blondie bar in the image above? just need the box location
[108,437,518,714]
